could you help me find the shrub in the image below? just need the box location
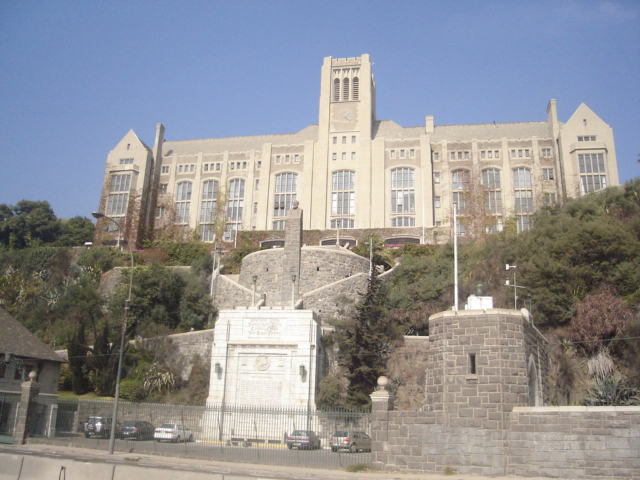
[119,378,147,402]
[568,286,631,355]
[583,373,640,406]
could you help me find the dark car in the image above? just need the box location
[286,430,321,450]
[117,420,155,440]
[84,416,115,438]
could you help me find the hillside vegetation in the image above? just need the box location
[1,179,638,406]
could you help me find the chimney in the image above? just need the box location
[425,115,434,134]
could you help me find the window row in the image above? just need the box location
[450,151,470,161]
[434,148,553,161]
[119,157,134,165]
[162,161,259,176]
[332,152,357,161]
[274,154,302,165]
[389,149,416,159]
[333,135,357,144]
[578,135,596,142]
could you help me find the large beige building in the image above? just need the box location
[95,54,619,247]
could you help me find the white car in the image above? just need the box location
[154,423,193,443]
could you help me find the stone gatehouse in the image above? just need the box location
[369,308,640,479]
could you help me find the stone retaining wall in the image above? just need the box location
[507,406,640,479]
[372,406,640,478]
[142,329,214,381]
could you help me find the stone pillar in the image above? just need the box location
[281,203,303,305]
[369,376,392,469]
[14,371,40,444]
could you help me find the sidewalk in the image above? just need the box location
[0,443,560,480]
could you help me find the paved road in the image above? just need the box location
[31,434,371,470]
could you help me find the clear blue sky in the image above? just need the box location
[1,0,638,219]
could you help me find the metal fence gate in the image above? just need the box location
[40,399,372,469]
[0,393,20,444]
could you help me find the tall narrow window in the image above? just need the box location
[513,168,533,232]
[342,78,350,101]
[199,180,218,242]
[333,78,340,102]
[391,168,416,226]
[175,181,192,224]
[331,170,355,228]
[105,173,131,216]
[482,168,502,217]
[578,153,607,194]
[225,179,245,241]
[273,172,297,226]
[352,77,359,100]
[451,169,470,215]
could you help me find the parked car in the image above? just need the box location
[286,430,321,450]
[84,416,115,438]
[117,420,155,440]
[330,430,371,452]
[154,423,193,443]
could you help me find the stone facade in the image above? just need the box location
[142,329,214,381]
[508,406,640,479]
[95,54,619,248]
[369,307,640,478]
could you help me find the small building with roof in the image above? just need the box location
[0,307,64,442]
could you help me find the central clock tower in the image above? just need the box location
[309,54,376,230]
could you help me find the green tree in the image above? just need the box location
[178,275,214,331]
[339,270,399,407]
[0,200,60,249]
[56,216,95,247]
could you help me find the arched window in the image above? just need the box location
[331,170,355,228]
[199,180,218,242]
[175,181,192,224]
[225,179,245,241]
[352,77,359,100]
[273,172,297,228]
[333,78,340,102]
[451,169,470,214]
[342,78,349,102]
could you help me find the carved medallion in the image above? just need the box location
[255,355,270,371]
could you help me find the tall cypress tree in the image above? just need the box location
[340,269,398,407]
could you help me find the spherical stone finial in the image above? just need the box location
[475,283,484,296]
[377,376,389,391]
[28,370,37,381]
[292,200,299,209]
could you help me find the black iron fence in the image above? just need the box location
[38,399,371,469]
[0,393,20,444]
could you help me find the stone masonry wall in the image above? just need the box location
[212,273,253,309]
[372,406,640,478]
[237,246,369,307]
[143,329,214,381]
[371,309,640,478]
[507,407,640,479]
[371,410,506,475]
[301,273,368,325]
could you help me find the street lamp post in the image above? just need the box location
[92,211,133,455]
[505,264,527,309]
